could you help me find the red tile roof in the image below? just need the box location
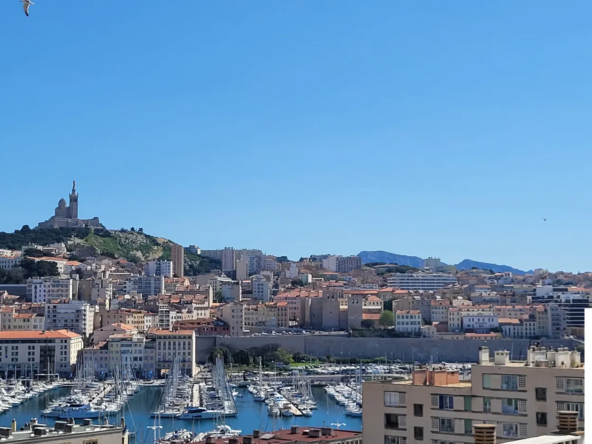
[0,330,80,339]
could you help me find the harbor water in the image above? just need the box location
[0,386,361,440]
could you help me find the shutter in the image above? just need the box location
[432,417,439,431]
[473,397,484,412]
[490,374,502,389]
[454,419,464,434]
[454,396,464,411]
[399,415,407,428]
[518,400,527,413]
[518,375,526,389]
[431,395,439,407]
[556,377,565,390]
[519,424,527,437]
[400,393,406,405]
[491,398,502,414]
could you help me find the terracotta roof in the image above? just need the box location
[108,323,136,331]
[366,296,382,302]
[362,313,381,320]
[0,330,80,339]
[498,318,520,324]
[397,310,421,315]
[147,329,194,336]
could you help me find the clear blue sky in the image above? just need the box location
[1,1,591,272]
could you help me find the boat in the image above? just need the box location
[178,406,218,420]
[301,407,312,417]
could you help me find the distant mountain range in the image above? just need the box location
[357,250,531,275]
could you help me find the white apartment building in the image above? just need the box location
[448,306,494,332]
[221,282,242,302]
[209,276,234,294]
[0,308,45,331]
[395,310,422,334]
[251,275,271,302]
[218,302,244,336]
[222,247,237,272]
[462,313,499,333]
[322,255,362,273]
[263,256,278,271]
[126,276,165,296]
[144,313,159,331]
[363,346,584,444]
[0,253,22,270]
[388,273,458,291]
[0,330,83,377]
[27,277,73,303]
[285,263,299,279]
[148,329,197,376]
[45,300,95,337]
[144,260,173,278]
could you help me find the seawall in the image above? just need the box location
[195,335,578,364]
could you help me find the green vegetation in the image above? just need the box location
[208,344,294,366]
[379,310,395,327]
[0,259,59,284]
[291,278,304,287]
[0,227,92,250]
[361,319,375,329]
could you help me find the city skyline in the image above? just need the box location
[2,2,592,272]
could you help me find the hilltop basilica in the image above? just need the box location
[36,181,103,229]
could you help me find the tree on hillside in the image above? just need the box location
[379,310,395,328]
[291,278,304,287]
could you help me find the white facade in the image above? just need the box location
[144,313,159,331]
[387,273,458,290]
[322,255,362,273]
[236,259,249,281]
[263,256,278,271]
[0,310,45,331]
[322,256,338,272]
[395,310,422,334]
[0,254,22,270]
[144,260,173,278]
[285,264,299,279]
[423,257,442,270]
[462,313,499,333]
[251,275,271,302]
[45,300,95,337]
[221,282,242,302]
[221,247,236,272]
[127,276,165,296]
[27,277,73,303]
[0,330,83,376]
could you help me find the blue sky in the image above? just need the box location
[1,1,591,272]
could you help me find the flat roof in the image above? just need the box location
[6,423,124,442]
[506,435,583,444]
[194,428,361,443]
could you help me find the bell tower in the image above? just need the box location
[69,180,78,219]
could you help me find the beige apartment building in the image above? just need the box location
[363,346,584,444]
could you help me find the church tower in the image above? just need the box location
[69,180,78,219]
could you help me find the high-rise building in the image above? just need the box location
[362,346,584,444]
[144,260,173,278]
[171,243,184,277]
[387,272,458,290]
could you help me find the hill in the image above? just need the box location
[455,259,529,275]
[0,227,220,275]
[357,251,425,268]
[357,250,529,275]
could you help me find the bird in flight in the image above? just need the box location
[20,0,34,17]
[543,218,547,222]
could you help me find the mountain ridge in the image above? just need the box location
[357,250,530,275]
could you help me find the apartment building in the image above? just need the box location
[0,307,45,331]
[45,300,95,337]
[0,330,83,377]
[83,333,154,377]
[171,244,184,277]
[27,277,73,303]
[395,310,422,334]
[430,300,451,323]
[387,273,458,291]
[218,302,244,336]
[0,253,22,270]
[362,346,584,444]
[103,309,145,332]
[251,275,271,302]
[243,303,277,328]
[147,329,196,376]
[322,255,362,273]
[144,260,173,278]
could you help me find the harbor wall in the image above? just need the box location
[195,336,578,364]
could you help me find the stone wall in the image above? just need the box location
[194,335,578,364]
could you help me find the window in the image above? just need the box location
[384,437,405,444]
[464,419,472,435]
[414,404,423,417]
[385,392,405,407]
[385,414,405,429]
[502,399,519,415]
[535,387,547,401]
[483,397,491,413]
[502,375,518,391]
[565,378,583,394]
[439,418,454,433]
[437,395,453,410]
[464,397,472,412]
[502,423,519,438]
[536,412,547,426]
[414,427,424,440]
[483,374,491,388]
[559,402,585,420]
